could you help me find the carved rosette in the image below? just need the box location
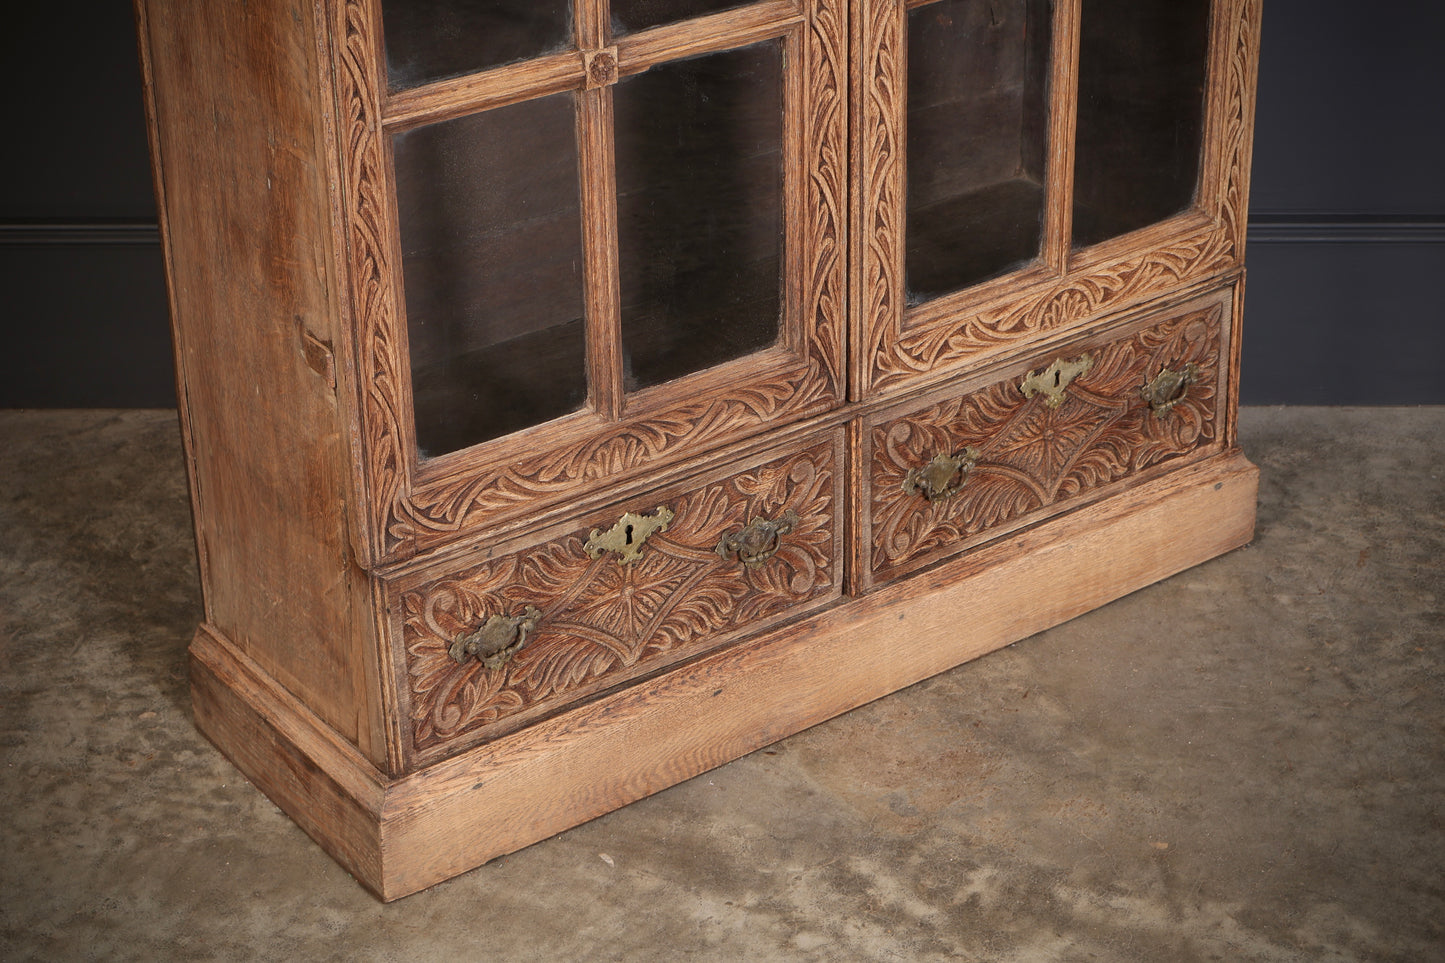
[869,301,1225,579]
[399,439,840,758]
[861,0,1259,395]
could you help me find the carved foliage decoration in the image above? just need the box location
[1212,0,1259,264]
[333,0,848,562]
[805,0,848,393]
[391,374,838,558]
[855,0,905,391]
[400,440,839,756]
[862,0,1259,394]
[870,303,1224,576]
[334,0,408,562]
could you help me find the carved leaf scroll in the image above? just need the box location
[870,302,1225,577]
[400,440,839,758]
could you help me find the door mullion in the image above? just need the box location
[578,84,624,421]
[577,0,623,421]
[1043,0,1082,271]
[578,0,607,49]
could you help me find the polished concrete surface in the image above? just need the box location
[1,407,1441,961]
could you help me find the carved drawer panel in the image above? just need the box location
[384,429,845,764]
[858,284,1235,591]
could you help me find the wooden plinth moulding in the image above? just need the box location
[192,452,1256,900]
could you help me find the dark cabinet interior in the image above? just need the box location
[1071,0,1212,248]
[905,0,1053,303]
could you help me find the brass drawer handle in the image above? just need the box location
[902,447,979,502]
[1142,363,1202,415]
[1020,354,1094,408]
[585,507,674,564]
[448,605,542,669]
[716,509,799,567]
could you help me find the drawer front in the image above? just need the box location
[860,286,1234,590]
[387,429,845,763]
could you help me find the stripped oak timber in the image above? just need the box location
[191,451,1257,900]
[382,1,803,131]
[384,51,585,133]
[614,1,804,77]
[136,0,386,764]
[577,0,607,51]
[1226,272,1248,448]
[578,86,626,421]
[190,624,386,892]
[1041,0,1082,269]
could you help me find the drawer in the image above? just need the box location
[858,284,1235,591]
[384,428,846,764]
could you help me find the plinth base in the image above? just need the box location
[192,452,1258,900]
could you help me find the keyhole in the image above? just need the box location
[624,524,634,545]
[1053,370,1062,388]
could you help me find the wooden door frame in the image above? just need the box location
[327,0,848,566]
[851,0,1261,400]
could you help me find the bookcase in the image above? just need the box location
[136,0,1260,899]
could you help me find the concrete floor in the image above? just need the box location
[0,407,1441,961]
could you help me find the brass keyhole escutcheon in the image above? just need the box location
[902,447,980,502]
[585,507,674,564]
[1020,354,1094,408]
[1142,363,1202,415]
[449,605,542,670]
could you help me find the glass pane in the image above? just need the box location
[614,41,784,391]
[1072,0,1211,248]
[611,0,750,36]
[394,94,588,458]
[382,0,574,89]
[906,0,1053,304]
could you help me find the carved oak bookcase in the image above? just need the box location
[136,0,1260,899]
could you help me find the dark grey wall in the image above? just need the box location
[2,1,1441,408]
[0,3,172,408]
[1243,1,1445,404]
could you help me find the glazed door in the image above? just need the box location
[855,0,1259,398]
[333,0,847,564]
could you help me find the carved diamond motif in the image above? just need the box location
[398,439,840,759]
[869,302,1226,579]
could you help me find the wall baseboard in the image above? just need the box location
[2,217,1441,408]
[1,221,173,408]
[1242,214,1444,405]
[0,221,161,246]
[9,216,1443,247]
[1248,213,1445,245]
